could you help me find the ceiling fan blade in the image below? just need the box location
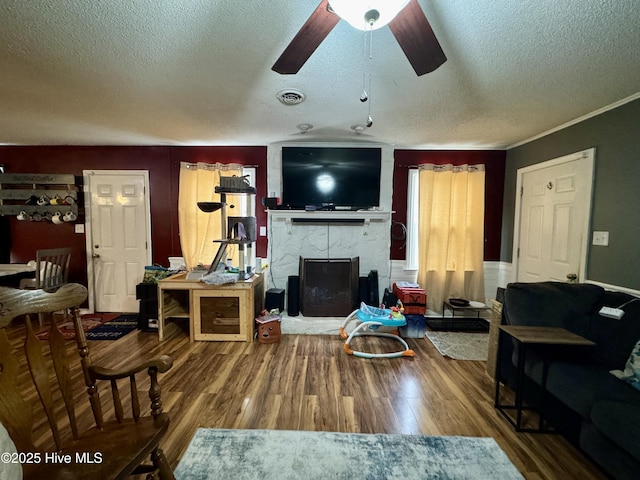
[388,0,447,76]
[272,0,340,74]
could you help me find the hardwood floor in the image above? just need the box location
[5,320,608,480]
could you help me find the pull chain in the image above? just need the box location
[361,25,374,127]
[361,29,369,102]
[367,25,373,127]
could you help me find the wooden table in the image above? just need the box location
[157,272,264,342]
[0,263,36,287]
[494,325,595,432]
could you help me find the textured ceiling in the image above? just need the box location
[1,0,639,148]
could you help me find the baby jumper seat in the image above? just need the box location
[339,302,415,359]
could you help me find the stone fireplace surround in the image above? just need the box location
[267,210,391,307]
[299,256,359,316]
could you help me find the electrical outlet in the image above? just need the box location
[74,224,85,234]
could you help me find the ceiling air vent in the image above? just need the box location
[276,89,306,105]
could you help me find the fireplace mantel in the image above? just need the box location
[267,210,392,302]
[270,209,391,230]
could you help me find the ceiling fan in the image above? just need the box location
[272,0,447,76]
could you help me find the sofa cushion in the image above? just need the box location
[590,291,640,369]
[580,420,640,480]
[591,400,640,460]
[546,363,640,419]
[504,282,603,336]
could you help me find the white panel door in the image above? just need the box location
[516,150,594,283]
[86,171,151,312]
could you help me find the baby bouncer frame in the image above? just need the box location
[340,303,415,359]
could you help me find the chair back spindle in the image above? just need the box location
[24,316,66,450]
[48,313,80,439]
[37,248,72,291]
[131,375,141,420]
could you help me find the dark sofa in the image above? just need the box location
[497,282,640,480]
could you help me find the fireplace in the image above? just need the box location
[299,257,359,317]
[267,210,392,307]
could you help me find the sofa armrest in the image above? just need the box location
[486,299,503,379]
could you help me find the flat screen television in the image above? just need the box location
[281,146,381,209]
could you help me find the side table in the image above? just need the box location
[494,325,595,432]
[157,272,264,342]
[425,300,490,331]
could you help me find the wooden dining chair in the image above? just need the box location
[0,284,175,480]
[19,247,72,291]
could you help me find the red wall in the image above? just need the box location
[1,146,505,286]
[392,150,506,261]
[0,146,267,286]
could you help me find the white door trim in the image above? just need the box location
[512,148,595,283]
[82,170,152,313]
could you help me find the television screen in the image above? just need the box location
[281,147,381,209]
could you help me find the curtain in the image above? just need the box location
[178,162,243,270]
[417,164,485,313]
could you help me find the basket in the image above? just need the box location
[220,175,251,189]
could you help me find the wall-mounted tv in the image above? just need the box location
[281,146,381,209]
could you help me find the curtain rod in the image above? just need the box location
[182,162,260,169]
[405,164,483,171]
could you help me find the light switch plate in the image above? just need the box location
[74,224,85,234]
[592,231,609,246]
[259,226,267,237]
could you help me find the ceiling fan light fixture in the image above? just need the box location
[329,0,410,30]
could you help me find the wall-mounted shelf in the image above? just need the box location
[291,217,366,224]
[268,210,391,221]
[269,210,391,236]
[0,173,81,222]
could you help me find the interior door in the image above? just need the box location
[85,171,151,312]
[515,150,594,283]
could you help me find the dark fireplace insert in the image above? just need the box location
[299,257,359,317]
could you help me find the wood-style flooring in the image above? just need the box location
[5,319,608,480]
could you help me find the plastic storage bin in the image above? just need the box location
[399,314,426,338]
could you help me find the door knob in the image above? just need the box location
[92,253,100,259]
[566,273,577,283]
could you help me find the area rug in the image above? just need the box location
[175,429,524,480]
[85,314,138,340]
[36,313,117,340]
[425,331,489,361]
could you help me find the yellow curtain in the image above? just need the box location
[417,164,485,313]
[178,162,243,270]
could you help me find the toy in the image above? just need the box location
[339,302,415,359]
[255,309,282,344]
